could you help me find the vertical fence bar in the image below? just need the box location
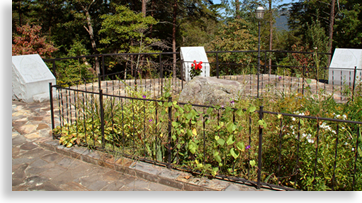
[294,119,301,186]
[216,52,219,78]
[203,109,206,165]
[181,59,184,90]
[352,66,357,101]
[160,54,163,96]
[352,127,360,191]
[332,124,339,191]
[248,112,251,178]
[277,118,283,185]
[49,83,55,139]
[257,106,264,189]
[102,55,105,80]
[167,97,172,167]
[99,89,105,149]
[98,74,102,90]
[314,122,320,181]
[302,66,305,96]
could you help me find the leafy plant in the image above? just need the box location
[54,76,362,191]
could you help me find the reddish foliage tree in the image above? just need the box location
[291,44,313,67]
[12,23,58,58]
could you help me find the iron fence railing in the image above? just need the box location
[46,50,362,191]
[44,50,361,103]
[49,78,362,191]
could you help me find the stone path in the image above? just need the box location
[12,100,279,191]
[12,100,179,191]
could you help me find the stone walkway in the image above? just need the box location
[12,100,180,191]
[12,100,280,191]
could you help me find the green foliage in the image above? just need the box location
[46,39,95,85]
[54,79,362,190]
[98,5,159,54]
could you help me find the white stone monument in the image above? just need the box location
[12,54,56,102]
[329,48,362,86]
[180,47,210,81]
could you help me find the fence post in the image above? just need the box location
[352,66,357,101]
[99,89,105,149]
[257,106,264,189]
[216,52,219,78]
[98,74,102,90]
[160,54,163,96]
[167,96,172,168]
[181,59,184,90]
[101,54,105,80]
[49,83,55,139]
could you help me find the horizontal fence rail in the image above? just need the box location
[49,77,362,191]
[44,50,361,104]
[46,50,362,191]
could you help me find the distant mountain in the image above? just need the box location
[275,14,289,31]
[274,9,289,31]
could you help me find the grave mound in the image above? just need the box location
[178,76,243,106]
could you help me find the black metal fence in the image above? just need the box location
[47,50,362,191]
[49,78,362,191]
[44,50,362,103]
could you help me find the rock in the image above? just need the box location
[178,76,243,106]
[18,124,37,135]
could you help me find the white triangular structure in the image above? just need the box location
[180,47,210,81]
[329,48,362,86]
[12,54,56,102]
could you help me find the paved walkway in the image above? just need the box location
[12,100,278,191]
[12,100,180,191]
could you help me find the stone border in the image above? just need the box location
[38,139,282,191]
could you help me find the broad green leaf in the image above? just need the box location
[187,129,193,137]
[186,112,193,120]
[227,122,236,133]
[188,141,197,154]
[215,135,219,140]
[172,121,178,127]
[306,79,312,84]
[248,106,256,113]
[236,141,245,152]
[236,108,243,116]
[230,148,239,159]
[250,160,256,167]
[226,134,235,145]
[217,138,225,146]
[258,119,267,128]
[214,154,222,163]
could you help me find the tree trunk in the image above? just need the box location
[268,0,273,74]
[328,0,336,66]
[142,0,148,17]
[18,1,22,27]
[172,0,177,79]
[149,0,155,35]
[235,0,240,19]
[82,6,100,75]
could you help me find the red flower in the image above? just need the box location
[190,60,203,79]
